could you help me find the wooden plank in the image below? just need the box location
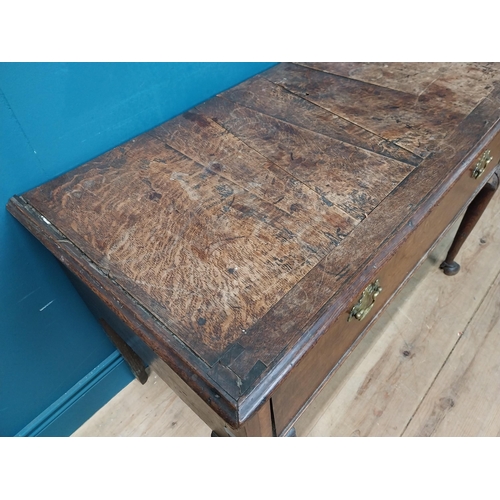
[149,107,357,229]
[196,96,414,220]
[266,63,472,158]
[297,62,500,116]
[218,74,422,166]
[403,271,500,437]
[298,187,500,436]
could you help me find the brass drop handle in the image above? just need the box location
[472,150,493,179]
[348,279,382,322]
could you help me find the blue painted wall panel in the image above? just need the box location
[1,87,117,436]
[0,62,276,436]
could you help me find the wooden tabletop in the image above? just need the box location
[9,63,500,427]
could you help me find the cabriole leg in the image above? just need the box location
[441,167,499,276]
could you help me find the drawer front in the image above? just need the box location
[272,132,500,436]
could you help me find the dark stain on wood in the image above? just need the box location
[196,95,414,220]
[266,63,477,158]
[218,73,423,167]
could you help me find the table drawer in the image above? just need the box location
[271,132,500,436]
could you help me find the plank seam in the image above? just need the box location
[192,104,358,224]
[216,90,421,168]
[261,68,426,162]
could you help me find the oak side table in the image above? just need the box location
[8,63,500,436]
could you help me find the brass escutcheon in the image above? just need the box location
[472,149,493,179]
[348,279,382,322]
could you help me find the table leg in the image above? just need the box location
[440,166,499,276]
[99,319,149,384]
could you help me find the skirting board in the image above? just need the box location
[16,351,134,437]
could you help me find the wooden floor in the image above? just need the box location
[73,190,500,437]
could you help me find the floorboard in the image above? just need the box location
[403,270,500,437]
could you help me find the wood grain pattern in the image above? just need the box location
[196,96,414,220]
[298,62,500,116]
[8,63,500,433]
[24,129,353,365]
[217,74,422,166]
[266,63,477,158]
[149,108,357,228]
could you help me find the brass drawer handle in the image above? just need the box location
[472,150,493,179]
[348,279,382,322]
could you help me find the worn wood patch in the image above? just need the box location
[196,96,414,220]
[25,124,352,365]
[217,74,422,167]
[297,62,500,117]
[149,109,356,231]
[266,63,472,158]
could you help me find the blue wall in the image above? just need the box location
[0,62,276,436]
